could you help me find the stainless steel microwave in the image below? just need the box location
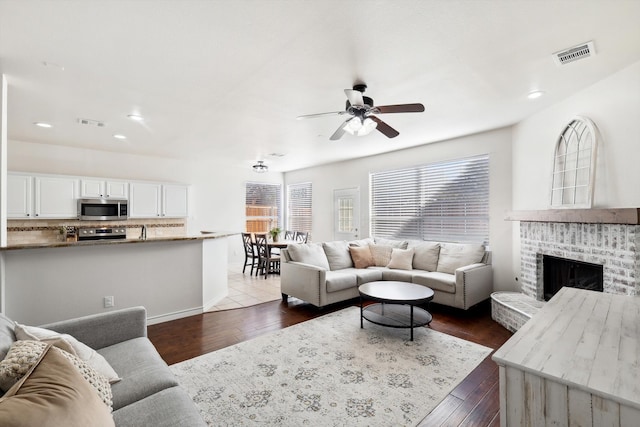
[78,198,128,221]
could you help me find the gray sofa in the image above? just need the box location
[0,307,206,427]
[281,237,493,310]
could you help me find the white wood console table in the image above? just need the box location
[492,287,640,426]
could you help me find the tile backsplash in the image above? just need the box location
[7,218,187,245]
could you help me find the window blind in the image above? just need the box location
[245,182,282,233]
[287,182,312,233]
[370,154,489,244]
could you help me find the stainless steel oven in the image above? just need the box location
[77,227,127,241]
[78,198,128,221]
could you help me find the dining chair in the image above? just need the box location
[294,231,308,243]
[284,230,295,240]
[241,233,259,275]
[254,233,281,279]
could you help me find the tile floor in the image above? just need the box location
[207,263,282,312]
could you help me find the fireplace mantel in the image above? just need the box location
[505,208,640,224]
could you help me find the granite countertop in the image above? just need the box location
[0,231,239,251]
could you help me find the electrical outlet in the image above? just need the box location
[104,296,115,308]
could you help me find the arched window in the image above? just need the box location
[550,116,599,208]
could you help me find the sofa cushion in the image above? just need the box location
[0,344,115,427]
[0,314,15,362]
[286,243,330,270]
[412,271,456,294]
[349,245,375,269]
[412,242,441,272]
[369,244,393,267]
[436,243,485,274]
[322,241,354,270]
[98,337,178,411]
[112,386,206,427]
[353,268,383,284]
[380,268,413,282]
[14,323,120,384]
[374,238,408,249]
[387,248,414,270]
[324,271,358,293]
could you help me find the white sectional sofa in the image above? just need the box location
[281,237,493,310]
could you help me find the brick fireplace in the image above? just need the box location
[508,208,640,300]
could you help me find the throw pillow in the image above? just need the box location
[348,237,375,247]
[368,244,393,267]
[412,242,441,272]
[286,243,330,270]
[349,245,375,269]
[0,344,115,427]
[0,340,113,410]
[322,241,354,270]
[386,248,414,270]
[0,340,48,392]
[13,323,120,384]
[436,243,485,274]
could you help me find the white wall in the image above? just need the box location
[511,60,640,280]
[284,127,514,291]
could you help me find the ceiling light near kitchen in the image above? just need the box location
[127,114,144,122]
[34,122,53,128]
[113,134,127,140]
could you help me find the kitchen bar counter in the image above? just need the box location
[0,232,237,326]
[0,231,237,251]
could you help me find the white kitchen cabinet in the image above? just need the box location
[34,176,80,219]
[129,182,162,218]
[7,173,33,218]
[162,184,189,218]
[81,179,129,199]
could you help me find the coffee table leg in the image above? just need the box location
[360,297,363,329]
[410,305,414,341]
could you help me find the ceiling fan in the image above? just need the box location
[296,84,425,140]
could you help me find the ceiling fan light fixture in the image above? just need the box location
[344,117,377,136]
[252,160,268,173]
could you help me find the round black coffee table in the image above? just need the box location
[359,281,434,341]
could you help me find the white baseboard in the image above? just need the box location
[147,306,203,325]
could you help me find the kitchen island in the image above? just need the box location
[0,232,237,325]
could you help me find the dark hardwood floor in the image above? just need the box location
[148,298,512,426]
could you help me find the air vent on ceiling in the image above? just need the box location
[77,118,106,127]
[553,41,596,66]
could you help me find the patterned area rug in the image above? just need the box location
[171,307,492,426]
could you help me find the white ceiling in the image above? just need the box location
[1,0,639,172]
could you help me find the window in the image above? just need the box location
[370,154,490,244]
[550,116,598,208]
[338,197,353,233]
[287,182,312,232]
[245,182,282,233]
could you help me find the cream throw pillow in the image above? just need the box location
[0,340,49,392]
[387,248,414,270]
[369,244,393,267]
[14,323,120,384]
[412,242,440,271]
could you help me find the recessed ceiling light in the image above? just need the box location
[527,90,545,99]
[113,134,127,140]
[34,122,53,128]
[127,114,144,122]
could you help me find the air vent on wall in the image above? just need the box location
[553,41,596,66]
[77,118,106,127]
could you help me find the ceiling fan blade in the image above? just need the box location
[370,116,399,138]
[344,89,364,107]
[329,119,352,141]
[374,103,425,114]
[296,111,346,120]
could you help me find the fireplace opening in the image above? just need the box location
[543,255,603,301]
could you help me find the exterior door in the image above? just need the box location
[333,188,360,241]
